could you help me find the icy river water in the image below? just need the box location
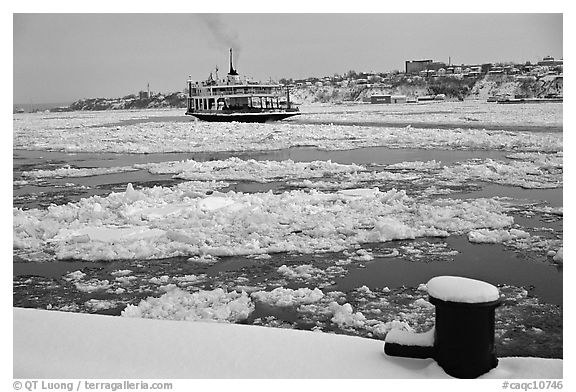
[13,102,563,358]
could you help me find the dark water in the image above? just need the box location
[335,237,562,306]
[13,146,510,168]
[454,184,563,207]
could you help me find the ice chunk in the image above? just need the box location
[251,287,324,307]
[468,228,530,243]
[337,187,380,199]
[74,279,111,293]
[427,276,499,303]
[122,287,254,323]
[63,270,86,281]
[54,226,165,243]
[369,320,414,338]
[110,269,133,277]
[412,298,434,309]
[366,217,416,242]
[84,299,119,311]
[387,160,442,170]
[328,302,367,328]
[198,196,237,211]
[22,166,138,179]
[149,276,170,285]
[552,247,563,263]
[115,276,137,285]
[277,264,324,279]
[356,285,372,294]
[124,183,145,202]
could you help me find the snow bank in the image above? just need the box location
[13,183,515,261]
[13,308,562,379]
[427,276,500,304]
[385,327,436,347]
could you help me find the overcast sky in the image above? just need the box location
[13,13,563,104]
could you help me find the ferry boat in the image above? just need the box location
[185,49,300,122]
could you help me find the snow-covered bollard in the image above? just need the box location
[384,276,501,379]
[429,276,501,378]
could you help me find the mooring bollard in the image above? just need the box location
[384,276,501,378]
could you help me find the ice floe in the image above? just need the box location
[329,302,368,328]
[84,299,119,311]
[440,158,562,189]
[14,109,562,154]
[468,228,530,244]
[277,264,325,280]
[22,165,139,179]
[74,278,111,293]
[251,287,325,307]
[13,183,517,261]
[121,287,254,322]
[138,157,363,182]
[552,247,563,263]
[16,151,561,197]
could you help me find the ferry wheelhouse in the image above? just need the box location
[185,49,300,122]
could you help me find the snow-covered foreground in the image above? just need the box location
[13,307,562,379]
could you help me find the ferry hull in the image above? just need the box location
[186,111,300,123]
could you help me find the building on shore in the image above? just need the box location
[406,59,447,74]
[370,94,407,104]
[538,56,563,67]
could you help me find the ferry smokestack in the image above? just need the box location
[229,48,238,76]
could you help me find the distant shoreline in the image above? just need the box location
[13,102,72,113]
